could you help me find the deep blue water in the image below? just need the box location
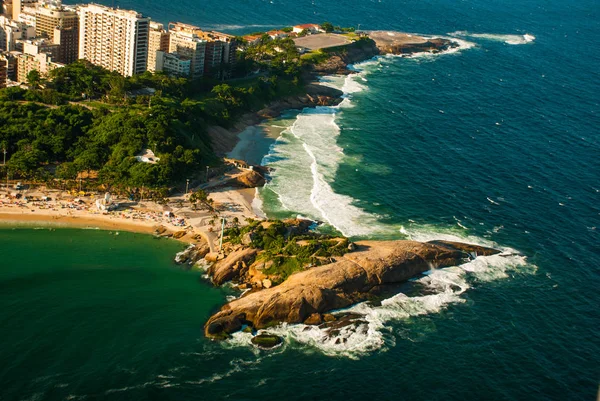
[24,0,600,399]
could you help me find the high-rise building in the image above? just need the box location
[1,51,18,81]
[0,56,7,88]
[11,0,37,23]
[35,3,78,64]
[196,30,237,78]
[12,0,22,21]
[78,4,149,77]
[168,22,206,79]
[147,21,169,72]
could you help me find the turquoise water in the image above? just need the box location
[11,0,600,399]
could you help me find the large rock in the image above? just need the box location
[208,247,258,285]
[233,170,266,188]
[204,240,499,338]
[251,333,283,348]
[174,241,210,265]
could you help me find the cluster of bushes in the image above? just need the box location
[224,219,349,281]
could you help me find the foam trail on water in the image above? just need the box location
[449,31,536,45]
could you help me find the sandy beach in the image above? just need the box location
[0,182,260,251]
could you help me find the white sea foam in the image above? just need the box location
[381,35,477,60]
[230,49,536,358]
[259,72,386,237]
[449,31,536,45]
[251,187,267,218]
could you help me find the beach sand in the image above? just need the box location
[0,184,261,251]
[227,125,278,165]
[0,211,157,234]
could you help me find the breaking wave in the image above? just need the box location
[260,62,385,237]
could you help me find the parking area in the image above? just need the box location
[293,34,352,51]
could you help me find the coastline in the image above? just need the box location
[0,211,157,234]
[0,31,461,253]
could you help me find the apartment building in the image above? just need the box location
[147,21,169,72]
[19,37,59,57]
[156,51,191,77]
[196,30,237,78]
[15,50,62,83]
[0,15,35,51]
[0,56,7,88]
[78,4,149,77]
[2,51,18,81]
[35,3,78,63]
[168,22,206,79]
[17,3,38,27]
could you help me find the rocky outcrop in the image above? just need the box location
[175,241,211,266]
[368,31,459,55]
[232,170,266,188]
[256,84,343,119]
[311,38,380,75]
[251,333,283,348]
[208,247,258,285]
[204,240,499,338]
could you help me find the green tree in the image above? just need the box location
[26,70,42,89]
[189,189,213,211]
[321,22,334,33]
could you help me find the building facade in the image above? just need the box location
[35,4,79,64]
[78,4,149,77]
[156,51,191,77]
[0,15,35,52]
[0,56,7,88]
[168,22,206,79]
[147,21,169,72]
[15,51,62,83]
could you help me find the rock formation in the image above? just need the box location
[204,240,499,338]
[368,31,459,55]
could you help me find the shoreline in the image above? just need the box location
[0,185,260,249]
[0,211,157,235]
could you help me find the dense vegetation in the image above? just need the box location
[0,24,357,191]
[225,219,349,282]
[0,55,303,190]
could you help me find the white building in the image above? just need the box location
[292,24,323,34]
[147,21,169,72]
[78,4,149,77]
[156,51,191,77]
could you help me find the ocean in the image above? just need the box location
[5,0,600,399]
